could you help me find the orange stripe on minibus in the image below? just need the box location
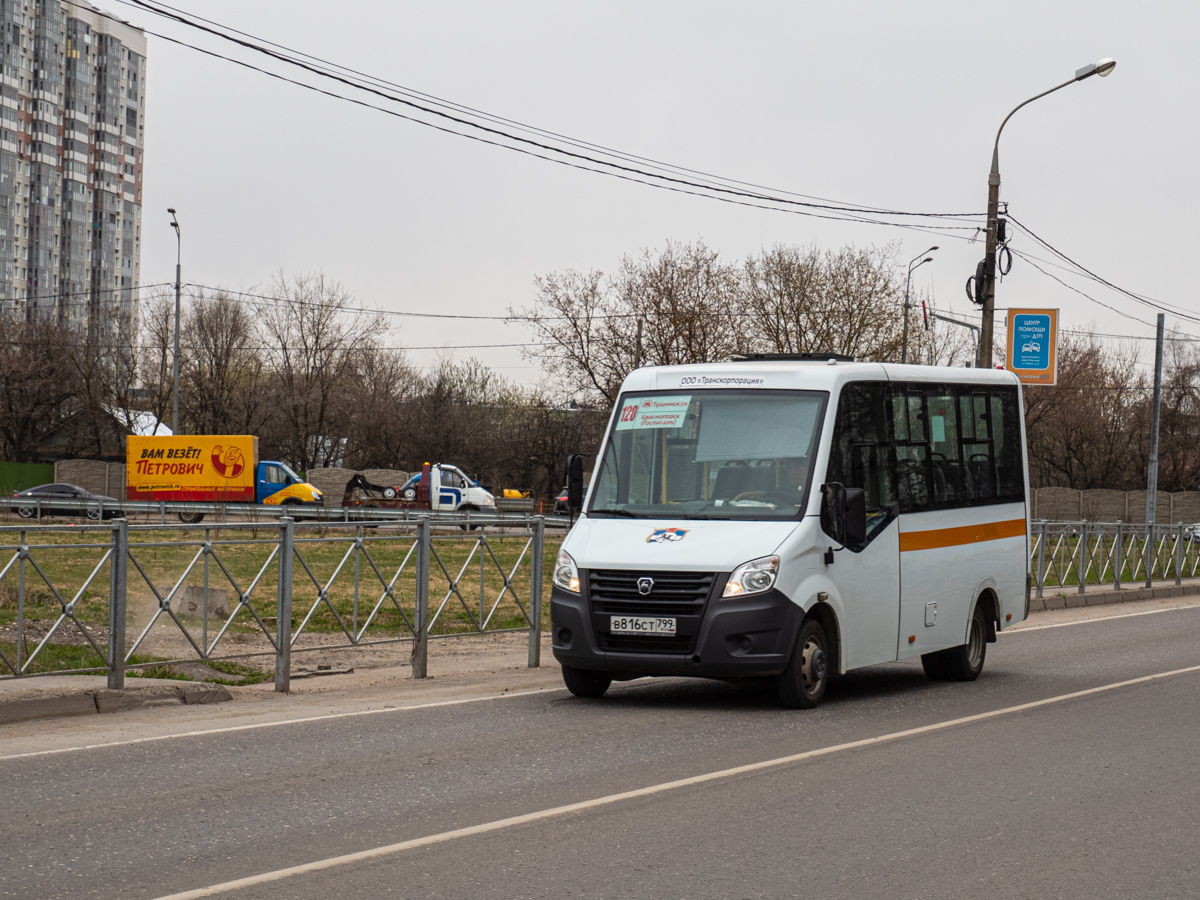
[898,518,1026,552]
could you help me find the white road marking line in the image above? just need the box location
[0,687,561,762]
[148,662,1200,900]
[1007,601,1200,633]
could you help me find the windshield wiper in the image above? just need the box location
[589,508,644,518]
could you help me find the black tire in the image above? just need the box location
[402,487,417,501]
[17,506,35,519]
[920,651,952,681]
[383,487,397,499]
[178,511,206,525]
[86,507,101,521]
[459,504,480,531]
[923,603,988,682]
[562,665,612,698]
[776,618,830,709]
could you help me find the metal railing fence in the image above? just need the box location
[0,495,569,528]
[0,516,547,691]
[1030,520,1200,597]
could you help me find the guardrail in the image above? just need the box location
[0,516,547,691]
[1030,520,1199,597]
[0,495,570,527]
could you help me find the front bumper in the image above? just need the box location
[550,579,803,678]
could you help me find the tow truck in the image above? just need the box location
[341,462,496,513]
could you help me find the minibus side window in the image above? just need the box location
[961,391,995,501]
[927,388,963,505]
[991,388,1025,502]
[825,382,895,543]
[890,385,931,512]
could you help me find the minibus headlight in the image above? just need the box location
[723,555,779,598]
[554,549,581,593]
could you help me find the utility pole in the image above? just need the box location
[633,318,643,369]
[1144,313,1165,587]
[169,209,181,435]
[977,58,1116,367]
[902,247,937,364]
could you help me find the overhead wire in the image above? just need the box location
[68,0,985,239]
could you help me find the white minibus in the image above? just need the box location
[551,355,1031,708]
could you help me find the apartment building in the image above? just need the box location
[0,0,145,327]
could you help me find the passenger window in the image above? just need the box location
[927,390,962,505]
[265,466,286,484]
[826,382,895,543]
[890,386,931,513]
[893,384,1024,510]
[991,389,1024,502]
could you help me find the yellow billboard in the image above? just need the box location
[126,435,259,502]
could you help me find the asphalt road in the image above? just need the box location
[3,605,1200,899]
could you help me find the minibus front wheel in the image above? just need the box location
[777,619,830,709]
[562,665,612,699]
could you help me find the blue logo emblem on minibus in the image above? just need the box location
[646,528,689,544]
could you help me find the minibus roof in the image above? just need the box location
[619,360,1021,395]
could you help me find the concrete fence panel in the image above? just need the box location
[54,459,110,498]
[1080,489,1128,523]
[1034,487,1080,522]
[1126,491,1173,524]
[1172,492,1200,523]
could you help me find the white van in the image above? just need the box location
[551,355,1030,708]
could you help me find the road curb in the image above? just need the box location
[1029,580,1200,612]
[0,683,233,726]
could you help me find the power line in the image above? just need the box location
[119,0,976,220]
[1007,215,1200,326]
[73,0,985,238]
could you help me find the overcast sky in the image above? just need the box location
[133,0,1199,387]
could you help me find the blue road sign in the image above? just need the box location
[1011,313,1051,370]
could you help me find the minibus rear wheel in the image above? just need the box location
[777,618,829,709]
[562,665,612,698]
[921,604,987,682]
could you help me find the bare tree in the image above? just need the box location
[0,313,78,461]
[180,289,267,436]
[257,273,386,471]
[516,240,746,405]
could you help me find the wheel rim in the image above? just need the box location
[967,615,985,669]
[800,634,828,696]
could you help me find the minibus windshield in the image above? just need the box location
[589,389,827,520]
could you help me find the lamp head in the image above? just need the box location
[167,207,176,214]
[1075,57,1116,81]
[923,257,934,263]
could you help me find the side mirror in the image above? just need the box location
[566,454,584,510]
[821,483,867,547]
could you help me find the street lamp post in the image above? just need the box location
[901,246,936,364]
[977,58,1115,368]
[168,209,181,435]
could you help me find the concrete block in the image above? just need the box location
[177,586,231,619]
[0,693,97,725]
[1084,593,1110,606]
[1065,595,1088,608]
[93,686,182,713]
[1042,596,1066,610]
[1028,598,1046,612]
[180,685,232,705]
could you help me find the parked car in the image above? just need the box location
[1184,523,1200,544]
[12,483,120,520]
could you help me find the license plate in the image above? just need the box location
[610,615,676,635]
